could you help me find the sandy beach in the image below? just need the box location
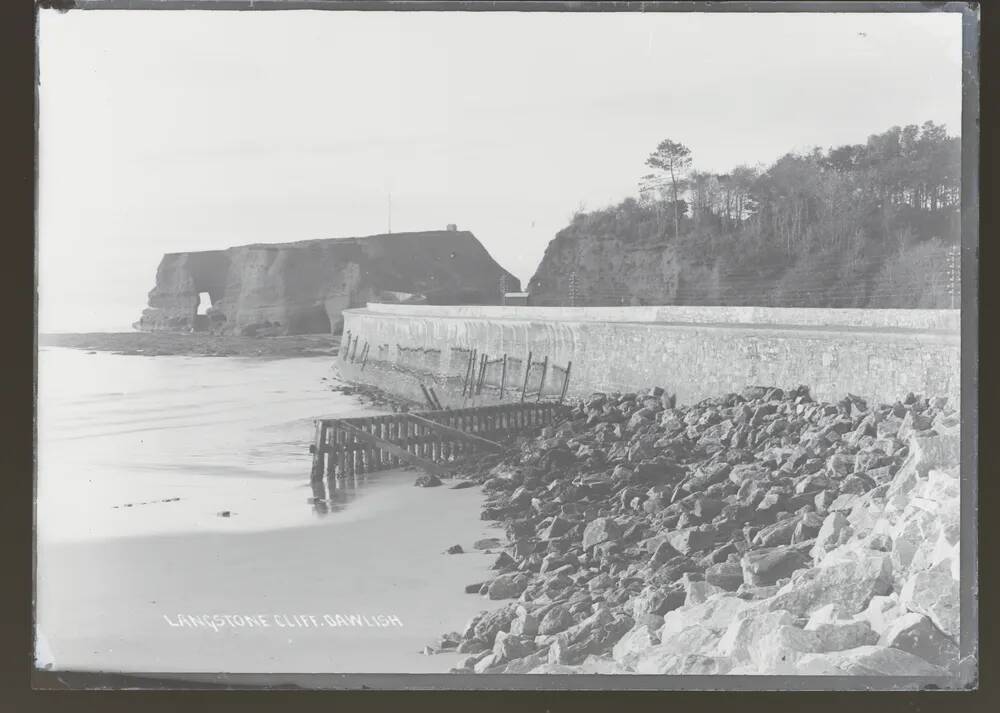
[36,349,503,674]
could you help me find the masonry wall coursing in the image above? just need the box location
[337,304,960,407]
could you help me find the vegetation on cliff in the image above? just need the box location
[529,122,961,308]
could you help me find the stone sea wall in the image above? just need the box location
[337,304,960,407]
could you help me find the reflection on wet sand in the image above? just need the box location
[309,470,402,517]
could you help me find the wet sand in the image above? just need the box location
[36,350,503,674]
[38,470,504,674]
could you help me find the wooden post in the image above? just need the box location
[419,383,436,410]
[461,350,472,397]
[350,335,359,362]
[360,342,370,370]
[428,386,443,410]
[559,361,572,403]
[520,351,533,402]
[340,331,351,360]
[310,421,326,482]
[476,353,487,395]
[536,356,548,402]
[499,353,507,400]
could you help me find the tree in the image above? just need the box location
[645,139,693,238]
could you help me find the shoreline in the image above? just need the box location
[39,331,339,359]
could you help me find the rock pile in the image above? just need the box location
[434,386,963,677]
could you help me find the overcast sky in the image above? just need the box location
[38,9,963,332]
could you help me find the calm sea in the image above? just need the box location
[35,348,502,674]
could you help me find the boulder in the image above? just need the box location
[650,539,682,567]
[705,561,745,591]
[509,606,540,637]
[631,585,685,618]
[664,526,716,555]
[684,579,725,607]
[752,517,800,548]
[879,612,960,670]
[899,559,960,639]
[492,631,533,664]
[660,594,750,638]
[717,609,795,664]
[748,624,822,673]
[810,512,852,564]
[501,651,549,674]
[488,573,530,600]
[741,546,811,587]
[766,552,893,618]
[527,663,580,674]
[612,623,660,669]
[581,517,622,551]
[471,606,518,642]
[809,620,879,652]
[635,653,734,675]
[853,593,906,639]
[795,645,948,676]
[537,604,576,635]
[908,433,961,475]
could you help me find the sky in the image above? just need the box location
[37,9,964,333]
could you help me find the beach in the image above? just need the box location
[36,348,503,673]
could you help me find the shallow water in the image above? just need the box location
[36,349,503,674]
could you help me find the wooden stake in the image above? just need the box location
[520,351,532,402]
[536,355,548,402]
[310,421,326,482]
[559,361,573,403]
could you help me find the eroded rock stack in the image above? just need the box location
[434,386,963,676]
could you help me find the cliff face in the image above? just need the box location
[527,229,689,307]
[135,231,520,335]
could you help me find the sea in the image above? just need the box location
[35,348,503,675]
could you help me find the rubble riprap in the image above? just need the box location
[430,385,962,676]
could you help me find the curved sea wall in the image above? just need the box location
[337,304,960,407]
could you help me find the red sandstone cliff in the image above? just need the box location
[135,231,519,335]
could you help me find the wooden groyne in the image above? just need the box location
[309,402,563,487]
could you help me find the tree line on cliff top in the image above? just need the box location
[552,121,960,308]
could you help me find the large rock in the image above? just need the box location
[664,526,716,555]
[136,230,519,334]
[810,512,852,564]
[795,645,948,676]
[471,606,518,642]
[538,604,576,635]
[741,546,811,587]
[748,625,823,673]
[705,561,745,591]
[717,610,795,664]
[632,585,685,618]
[492,631,533,664]
[634,652,734,675]
[660,594,750,638]
[853,593,906,638]
[653,624,721,659]
[488,573,530,600]
[879,612,960,669]
[899,559,960,639]
[509,605,540,637]
[765,552,893,618]
[581,517,622,551]
[612,623,660,669]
